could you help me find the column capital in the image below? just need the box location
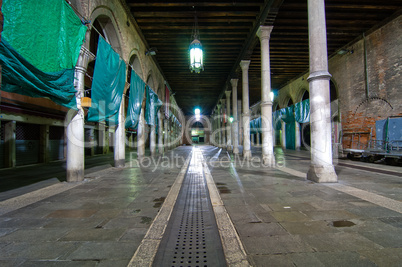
[225,90,231,98]
[220,99,225,105]
[307,71,332,82]
[217,104,221,109]
[230,78,238,88]
[260,100,273,107]
[240,60,251,71]
[256,25,273,41]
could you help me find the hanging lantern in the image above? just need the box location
[189,12,204,74]
[189,38,204,73]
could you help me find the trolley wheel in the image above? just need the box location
[368,155,375,163]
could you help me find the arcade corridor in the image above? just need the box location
[0,0,401,266]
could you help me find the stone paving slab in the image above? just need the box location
[200,145,402,267]
[0,146,192,266]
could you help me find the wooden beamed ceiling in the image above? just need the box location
[125,0,401,115]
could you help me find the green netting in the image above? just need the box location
[145,86,163,126]
[125,70,145,129]
[2,0,87,72]
[295,99,310,123]
[88,38,126,124]
[0,39,77,109]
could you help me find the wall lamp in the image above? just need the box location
[145,48,157,56]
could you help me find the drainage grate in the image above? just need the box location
[153,149,227,267]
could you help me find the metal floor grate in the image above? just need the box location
[153,148,226,267]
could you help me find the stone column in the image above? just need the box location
[220,99,226,148]
[240,60,252,159]
[150,125,156,156]
[164,118,169,152]
[137,104,146,158]
[158,111,164,154]
[40,125,49,163]
[114,98,125,167]
[225,91,232,151]
[257,26,275,166]
[66,47,92,182]
[231,79,239,154]
[238,100,243,146]
[216,104,221,147]
[4,121,16,168]
[307,0,337,182]
[256,132,260,146]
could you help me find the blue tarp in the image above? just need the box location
[88,37,126,124]
[125,70,146,129]
[145,86,163,126]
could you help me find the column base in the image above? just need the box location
[243,150,252,159]
[233,147,239,154]
[307,164,338,183]
[114,159,125,168]
[66,170,84,182]
[262,154,275,167]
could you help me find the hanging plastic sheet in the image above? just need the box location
[280,106,296,150]
[145,86,163,126]
[2,0,86,72]
[88,38,126,124]
[250,118,256,134]
[125,70,146,129]
[0,39,77,109]
[295,99,310,123]
[0,0,86,109]
[272,110,282,131]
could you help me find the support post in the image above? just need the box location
[257,26,275,166]
[231,79,239,154]
[40,125,49,163]
[150,125,156,156]
[240,60,252,159]
[114,98,125,167]
[225,91,232,151]
[4,121,16,168]
[66,47,93,182]
[216,104,222,147]
[158,111,164,154]
[137,104,146,158]
[307,0,337,182]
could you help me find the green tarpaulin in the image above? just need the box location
[0,0,86,109]
[145,86,163,126]
[273,110,282,131]
[2,0,87,72]
[295,99,310,123]
[88,38,126,124]
[125,70,145,129]
[250,117,261,134]
[0,39,78,109]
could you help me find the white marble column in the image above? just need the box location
[216,104,222,146]
[164,118,169,152]
[220,99,226,148]
[225,91,232,151]
[257,26,275,166]
[158,110,164,154]
[238,100,243,146]
[137,104,146,158]
[114,98,126,167]
[66,47,93,181]
[307,0,337,182]
[240,60,252,159]
[231,79,239,154]
[150,125,156,156]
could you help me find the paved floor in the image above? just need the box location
[0,145,401,266]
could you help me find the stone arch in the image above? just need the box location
[295,88,309,103]
[185,115,212,145]
[284,96,294,107]
[146,71,156,90]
